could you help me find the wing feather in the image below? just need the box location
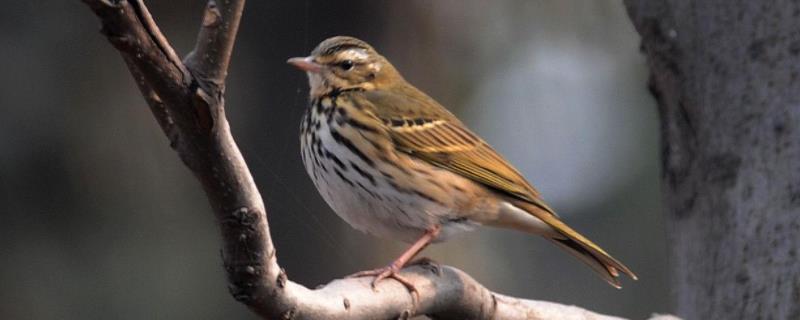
[357,88,553,212]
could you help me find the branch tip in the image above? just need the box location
[203,3,223,28]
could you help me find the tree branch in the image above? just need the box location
[82,1,672,319]
[184,0,245,90]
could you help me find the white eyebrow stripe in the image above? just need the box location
[339,48,369,61]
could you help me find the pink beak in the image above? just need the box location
[287,56,322,73]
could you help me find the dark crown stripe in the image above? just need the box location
[324,43,368,55]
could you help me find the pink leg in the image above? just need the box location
[348,225,442,295]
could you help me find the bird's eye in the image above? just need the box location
[339,60,354,71]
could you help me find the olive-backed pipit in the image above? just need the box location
[288,36,636,291]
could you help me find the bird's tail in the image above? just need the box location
[510,200,638,288]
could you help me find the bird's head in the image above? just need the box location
[288,36,401,97]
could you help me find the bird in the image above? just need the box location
[288,36,637,292]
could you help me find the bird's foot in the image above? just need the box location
[409,257,442,276]
[347,265,419,301]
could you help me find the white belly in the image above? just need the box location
[300,106,477,243]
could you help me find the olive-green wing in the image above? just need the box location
[361,88,554,213]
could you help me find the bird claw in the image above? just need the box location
[347,266,420,303]
[346,266,392,283]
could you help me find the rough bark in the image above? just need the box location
[83,0,672,319]
[624,1,800,319]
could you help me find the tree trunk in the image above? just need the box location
[625,1,800,319]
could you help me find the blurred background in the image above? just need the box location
[0,1,667,319]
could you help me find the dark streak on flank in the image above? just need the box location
[301,110,313,134]
[314,98,324,115]
[413,190,444,205]
[315,141,325,158]
[316,157,328,173]
[334,114,346,127]
[326,109,336,125]
[397,207,411,220]
[336,106,348,117]
[447,217,469,224]
[379,153,411,175]
[334,168,354,187]
[379,170,394,180]
[310,129,317,141]
[426,178,446,191]
[311,165,319,181]
[346,117,380,133]
[362,135,383,151]
[387,180,413,195]
[323,98,337,125]
[324,148,346,170]
[412,167,431,177]
[330,129,375,167]
[356,181,381,200]
[386,180,443,205]
[350,161,376,186]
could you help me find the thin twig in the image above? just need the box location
[129,0,191,83]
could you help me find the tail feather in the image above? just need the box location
[510,200,637,288]
[549,238,625,288]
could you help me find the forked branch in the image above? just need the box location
[82,1,673,319]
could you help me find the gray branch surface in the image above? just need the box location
[82,0,669,319]
[625,1,800,319]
